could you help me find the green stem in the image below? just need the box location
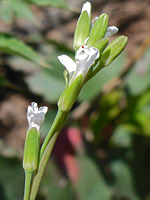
[29,109,67,200]
[40,109,67,160]
[23,171,32,200]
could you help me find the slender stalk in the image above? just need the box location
[29,109,67,200]
[40,109,67,160]
[23,171,32,200]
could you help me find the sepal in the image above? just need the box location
[92,38,109,53]
[100,36,128,66]
[87,13,108,46]
[58,75,83,112]
[73,11,91,51]
[23,127,40,172]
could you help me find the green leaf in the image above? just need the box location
[110,125,133,147]
[0,0,35,23]
[26,68,65,103]
[75,155,111,200]
[125,48,150,95]
[0,156,24,200]
[0,34,50,68]
[110,160,140,200]
[29,0,68,8]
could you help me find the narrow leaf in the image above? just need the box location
[0,34,50,68]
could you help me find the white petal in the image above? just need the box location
[58,55,77,73]
[39,106,48,114]
[81,2,91,16]
[84,37,89,44]
[75,45,99,76]
[104,26,119,37]
[27,105,33,118]
[27,102,48,131]
[31,102,38,111]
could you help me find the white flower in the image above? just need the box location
[104,26,119,37]
[27,102,48,131]
[75,45,99,76]
[81,2,91,17]
[58,45,99,82]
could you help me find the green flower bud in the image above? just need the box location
[92,38,109,53]
[23,127,40,172]
[100,36,128,66]
[73,10,91,51]
[87,13,108,46]
[23,102,47,172]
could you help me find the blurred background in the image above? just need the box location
[0,0,150,199]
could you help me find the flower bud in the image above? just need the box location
[100,36,128,66]
[87,13,108,47]
[23,127,40,171]
[92,38,109,53]
[23,102,48,171]
[73,10,91,50]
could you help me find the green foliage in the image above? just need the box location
[110,160,139,200]
[0,0,35,23]
[125,48,150,95]
[75,155,111,200]
[0,156,24,200]
[0,34,50,68]
[26,68,65,103]
[28,0,68,8]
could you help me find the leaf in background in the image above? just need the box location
[26,68,65,103]
[39,160,74,200]
[0,34,50,68]
[0,156,24,200]
[29,0,68,8]
[0,0,35,23]
[75,155,111,200]
[110,160,140,200]
[121,91,150,137]
[79,53,125,102]
[7,41,74,103]
[125,48,150,95]
[26,44,74,103]
[90,90,124,143]
[109,125,133,147]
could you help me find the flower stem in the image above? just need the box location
[23,171,32,200]
[29,109,67,200]
[40,109,67,160]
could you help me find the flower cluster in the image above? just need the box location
[57,1,127,112]
[58,1,125,85]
